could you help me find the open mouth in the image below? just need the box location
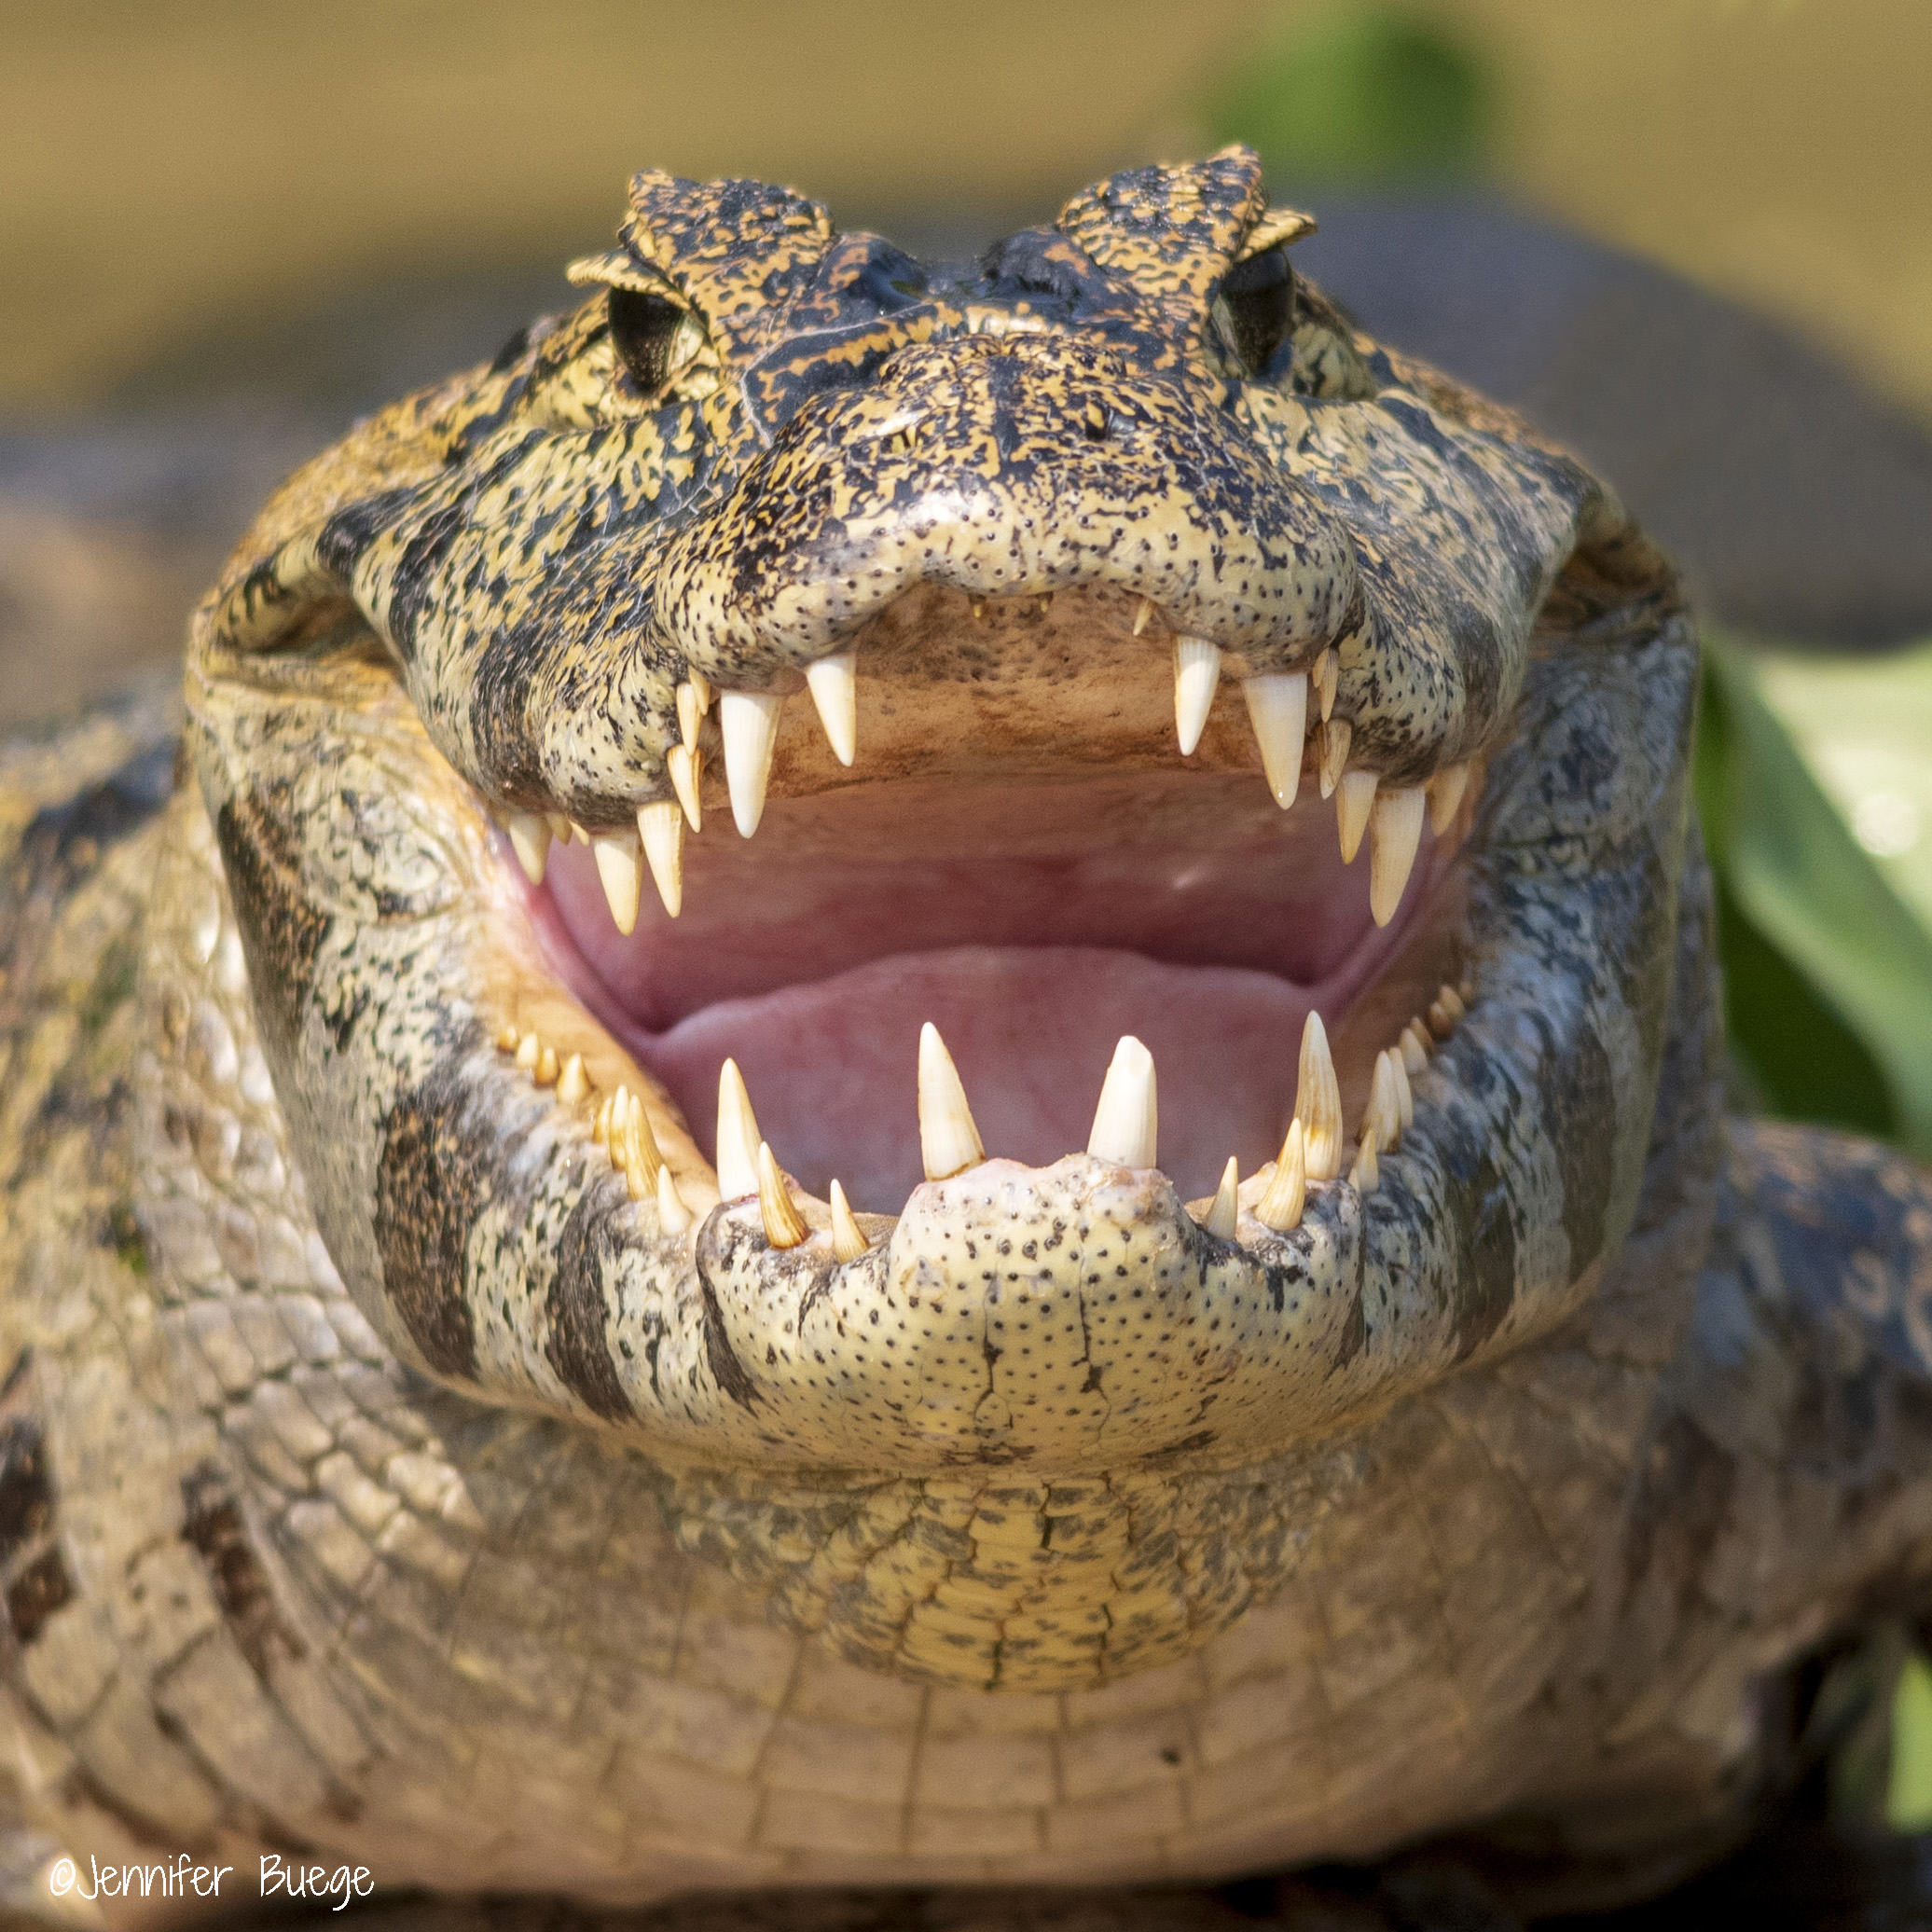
[490,584,1478,1234]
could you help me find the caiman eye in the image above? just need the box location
[608,286,704,395]
[1218,247,1294,376]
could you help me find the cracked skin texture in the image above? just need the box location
[1,148,1931,1925]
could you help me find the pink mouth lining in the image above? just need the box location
[526,770,1447,1207]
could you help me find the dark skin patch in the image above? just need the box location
[214,785,332,1066]
[371,1064,486,1381]
[0,1416,53,1562]
[180,1461,304,1676]
[7,1547,73,1644]
[544,1186,633,1422]
[1541,1019,1618,1276]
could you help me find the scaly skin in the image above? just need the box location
[2,149,1931,1925]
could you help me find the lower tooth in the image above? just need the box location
[1254,1119,1306,1231]
[1349,1125,1381,1193]
[918,1024,986,1180]
[757,1142,808,1249]
[1400,1025,1430,1073]
[715,1059,764,1199]
[534,1044,559,1086]
[515,1031,541,1071]
[1363,1050,1401,1152]
[656,1165,693,1235]
[829,1180,869,1261]
[1203,1157,1239,1241]
[1390,1049,1414,1130]
[1296,1013,1343,1181]
[557,1054,587,1104]
[1086,1035,1158,1168]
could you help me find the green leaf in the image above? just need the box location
[1699,633,1932,1160]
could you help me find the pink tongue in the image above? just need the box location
[629,945,1312,1208]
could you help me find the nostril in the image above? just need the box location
[1083,401,1110,443]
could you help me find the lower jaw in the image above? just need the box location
[528,861,1469,1210]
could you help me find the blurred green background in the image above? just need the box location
[5,0,1931,1834]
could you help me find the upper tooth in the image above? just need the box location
[715,1058,763,1198]
[757,1141,808,1249]
[720,689,784,837]
[1254,1119,1306,1230]
[1318,718,1352,798]
[804,650,859,766]
[1087,1034,1157,1168]
[1313,648,1338,722]
[1426,761,1471,835]
[1349,1125,1381,1193]
[1242,672,1307,808]
[1203,1156,1239,1241]
[1367,784,1426,923]
[637,800,684,918]
[504,812,551,884]
[667,743,703,831]
[1296,1011,1343,1180]
[1172,636,1221,756]
[545,813,573,843]
[1336,769,1377,863]
[676,680,703,748]
[918,1022,986,1180]
[1132,596,1155,637]
[687,669,712,714]
[592,833,642,933]
[829,1179,869,1262]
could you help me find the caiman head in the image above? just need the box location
[186,148,1698,1691]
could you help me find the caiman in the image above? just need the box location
[3,147,1930,1927]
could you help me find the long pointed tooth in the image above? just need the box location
[1389,1047,1414,1131]
[804,650,858,766]
[720,689,784,837]
[1426,761,1471,835]
[1364,1050,1402,1152]
[1132,595,1155,637]
[1318,717,1352,799]
[1314,647,1338,722]
[592,833,642,934]
[829,1180,869,1263]
[715,1058,762,1198]
[504,812,551,884]
[1087,1035,1158,1168]
[918,1022,985,1180]
[1172,636,1221,756]
[656,1164,693,1235]
[557,1053,587,1104]
[616,1085,662,1195]
[667,743,703,832]
[1400,1024,1430,1074]
[688,669,712,715]
[1242,672,1307,808]
[1297,1012,1343,1180]
[1349,1125,1381,1193]
[1367,783,1425,923]
[569,821,591,845]
[637,800,684,918]
[1336,769,1377,863]
[757,1142,808,1249]
[676,680,703,748]
[545,812,573,843]
[1203,1157,1239,1241]
[1254,1120,1306,1231]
